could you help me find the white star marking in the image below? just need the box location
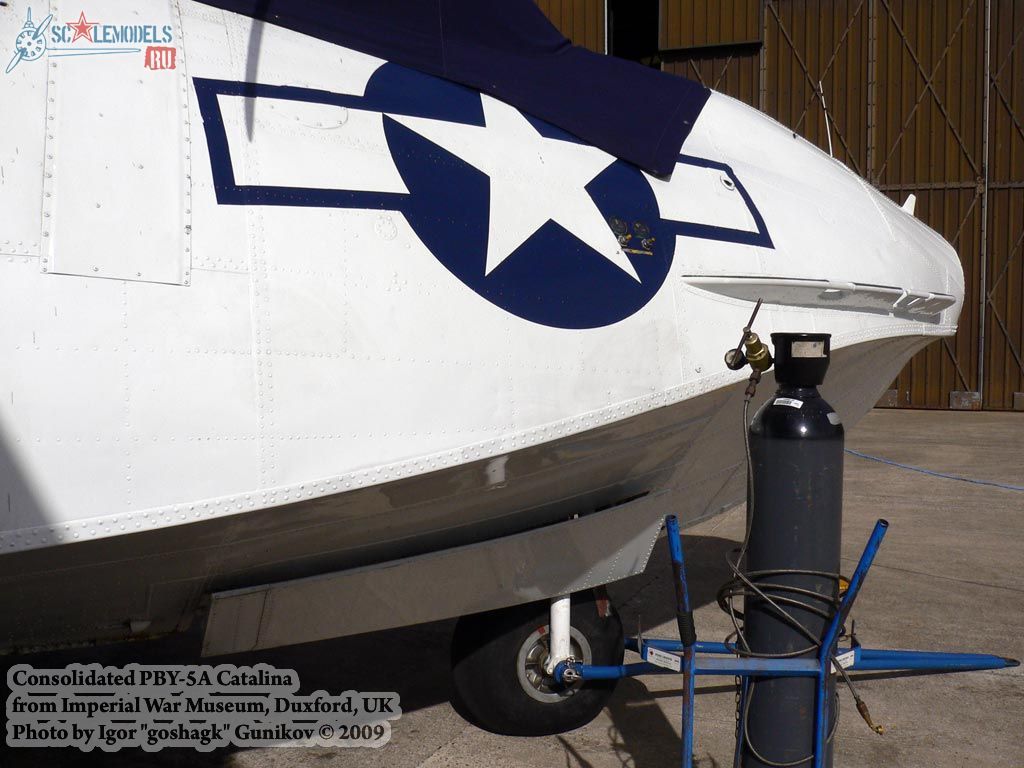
[389,95,641,281]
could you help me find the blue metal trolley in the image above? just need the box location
[554,515,1018,768]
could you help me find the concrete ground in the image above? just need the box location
[2,409,1022,767]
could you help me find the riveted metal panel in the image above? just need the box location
[45,0,192,286]
[203,491,669,655]
[0,7,48,261]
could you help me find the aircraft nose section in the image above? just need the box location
[870,187,966,317]
[676,92,964,327]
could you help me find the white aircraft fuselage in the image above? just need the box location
[0,1,962,653]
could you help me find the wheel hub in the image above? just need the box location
[516,626,593,703]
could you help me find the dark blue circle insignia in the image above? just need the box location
[368,64,675,330]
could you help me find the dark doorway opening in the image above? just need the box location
[608,0,659,66]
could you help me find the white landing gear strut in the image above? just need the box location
[545,593,572,674]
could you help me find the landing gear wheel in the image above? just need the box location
[450,591,624,736]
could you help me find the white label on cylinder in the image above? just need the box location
[774,397,804,409]
[792,340,827,357]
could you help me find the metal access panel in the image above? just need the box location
[0,6,48,260]
[202,492,668,656]
[46,0,191,285]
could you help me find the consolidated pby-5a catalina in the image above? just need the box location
[0,0,962,735]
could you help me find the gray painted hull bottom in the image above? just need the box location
[0,336,927,653]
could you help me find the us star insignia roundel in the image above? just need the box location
[194,63,772,329]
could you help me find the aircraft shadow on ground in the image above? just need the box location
[0,533,741,768]
[597,531,737,768]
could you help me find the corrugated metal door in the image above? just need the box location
[985,0,1024,410]
[536,0,606,52]
[661,0,762,104]
[870,0,986,408]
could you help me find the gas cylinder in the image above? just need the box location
[742,332,843,768]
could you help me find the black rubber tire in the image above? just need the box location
[450,591,624,736]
